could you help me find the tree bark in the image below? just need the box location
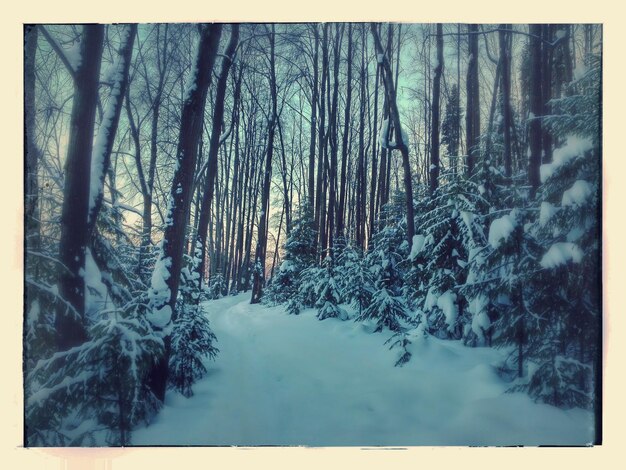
[147,24,222,401]
[225,66,243,292]
[314,24,329,258]
[24,25,40,253]
[356,24,367,249]
[56,25,104,351]
[194,24,239,283]
[499,24,513,179]
[368,56,380,239]
[307,25,319,213]
[541,24,553,164]
[87,24,137,236]
[528,24,543,197]
[370,23,416,245]
[327,24,344,252]
[429,24,443,195]
[251,25,278,304]
[337,23,353,241]
[465,24,480,176]
[138,25,171,273]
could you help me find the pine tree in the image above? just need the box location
[25,300,163,446]
[169,307,218,398]
[516,54,601,408]
[315,256,347,321]
[405,170,488,339]
[472,207,545,379]
[337,243,374,318]
[298,264,325,308]
[206,272,227,300]
[360,214,409,333]
[168,248,219,398]
[285,296,303,316]
[442,84,461,170]
[360,286,409,333]
[264,201,316,305]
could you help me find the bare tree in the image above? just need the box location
[194,24,240,282]
[528,24,543,196]
[336,23,353,241]
[370,23,416,245]
[499,24,513,178]
[147,24,222,401]
[87,25,137,236]
[465,24,480,176]
[251,25,278,304]
[55,25,105,350]
[429,24,443,194]
[25,26,40,252]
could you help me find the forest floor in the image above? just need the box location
[133,293,594,446]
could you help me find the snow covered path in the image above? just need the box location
[133,294,594,446]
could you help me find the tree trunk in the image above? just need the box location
[194,24,239,283]
[327,24,343,252]
[56,25,104,351]
[308,25,319,213]
[314,24,329,258]
[541,24,553,164]
[277,115,292,235]
[251,25,278,304]
[370,23,416,246]
[356,24,367,249]
[369,57,380,239]
[429,24,443,195]
[465,24,480,176]
[457,24,462,163]
[225,66,243,291]
[140,26,170,271]
[528,24,543,197]
[87,24,137,236]
[24,25,40,253]
[499,24,513,179]
[147,24,222,401]
[337,23,352,242]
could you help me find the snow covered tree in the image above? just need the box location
[516,55,601,408]
[146,24,222,402]
[25,300,163,446]
[169,306,219,398]
[315,256,347,321]
[365,196,408,292]
[168,250,219,397]
[264,201,316,305]
[337,243,374,318]
[25,258,67,373]
[206,272,227,300]
[91,200,147,306]
[442,84,461,170]
[298,264,325,308]
[405,171,488,340]
[55,25,105,351]
[285,296,303,316]
[360,215,409,333]
[359,285,409,333]
[469,208,545,378]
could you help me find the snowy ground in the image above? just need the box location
[133,293,594,446]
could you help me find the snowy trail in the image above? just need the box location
[133,294,594,446]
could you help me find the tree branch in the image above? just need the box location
[39,26,77,80]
